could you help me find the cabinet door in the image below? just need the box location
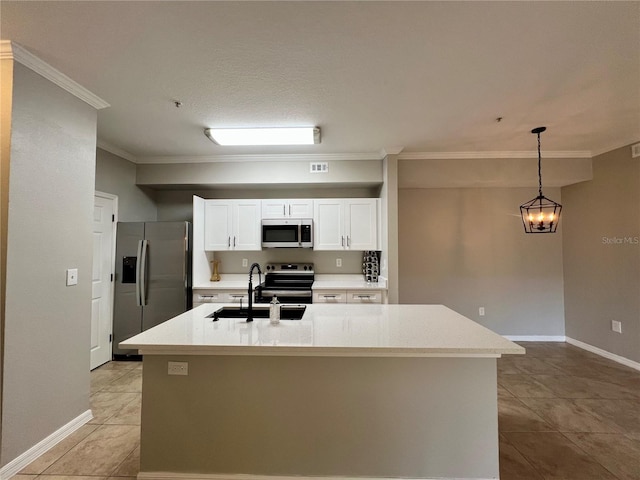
[204,201,232,251]
[313,200,344,250]
[233,200,261,250]
[345,199,378,250]
[288,199,313,218]
[261,200,287,219]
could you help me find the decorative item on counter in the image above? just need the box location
[363,251,379,283]
[269,296,281,325]
[210,259,221,281]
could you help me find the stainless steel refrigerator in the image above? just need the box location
[113,221,192,356]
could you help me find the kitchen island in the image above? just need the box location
[121,303,524,480]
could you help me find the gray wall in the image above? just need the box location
[2,63,97,465]
[562,144,640,362]
[141,355,499,478]
[95,148,157,222]
[398,187,565,336]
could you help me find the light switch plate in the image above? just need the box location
[66,268,78,286]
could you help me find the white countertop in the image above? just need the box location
[194,274,387,290]
[120,303,524,358]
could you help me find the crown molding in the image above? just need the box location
[380,147,405,157]
[96,140,138,162]
[134,152,384,164]
[590,136,640,158]
[398,150,592,160]
[2,41,109,110]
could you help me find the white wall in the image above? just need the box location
[95,148,157,222]
[398,187,566,336]
[2,63,97,465]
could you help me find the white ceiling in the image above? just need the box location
[2,1,639,163]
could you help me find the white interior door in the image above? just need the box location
[91,192,117,370]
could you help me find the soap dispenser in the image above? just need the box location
[269,296,281,325]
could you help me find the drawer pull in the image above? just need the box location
[323,295,337,298]
[357,295,371,299]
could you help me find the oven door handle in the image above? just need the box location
[260,290,312,297]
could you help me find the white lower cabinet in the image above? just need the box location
[346,291,382,304]
[313,290,347,303]
[193,289,249,307]
[313,290,382,304]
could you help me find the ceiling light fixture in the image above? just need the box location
[520,127,562,233]
[204,127,321,146]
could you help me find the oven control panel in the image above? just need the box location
[265,263,314,273]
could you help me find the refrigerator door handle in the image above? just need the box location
[140,239,149,306]
[135,240,143,306]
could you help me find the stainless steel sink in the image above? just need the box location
[207,305,306,321]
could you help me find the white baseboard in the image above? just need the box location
[566,337,640,372]
[138,474,494,480]
[0,409,93,480]
[504,335,566,342]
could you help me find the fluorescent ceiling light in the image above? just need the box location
[204,127,321,146]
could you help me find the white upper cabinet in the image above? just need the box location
[204,200,261,251]
[261,199,313,219]
[313,198,379,251]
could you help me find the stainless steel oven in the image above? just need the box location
[255,263,314,304]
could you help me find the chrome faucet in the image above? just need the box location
[247,262,262,322]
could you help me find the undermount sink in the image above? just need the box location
[207,305,307,321]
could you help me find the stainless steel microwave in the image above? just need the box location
[261,219,313,248]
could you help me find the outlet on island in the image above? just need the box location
[336,258,342,267]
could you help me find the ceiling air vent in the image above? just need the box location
[632,143,640,158]
[310,162,329,173]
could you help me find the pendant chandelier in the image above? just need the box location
[520,127,562,233]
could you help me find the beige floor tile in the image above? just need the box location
[499,436,544,479]
[19,424,100,474]
[104,394,142,425]
[95,360,140,371]
[573,398,640,433]
[498,397,554,432]
[509,356,566,375]
[44,425,139,476]
[533,374,640,400]
[101,370,142,393]
[498,357,527,375]
[502,431,618,479]
[112,446,140,477]
[498,383,514,398]
[499,374,557,398]
[35,476,108,479]
[108,477,136,480]
[520,398,623,433]
[89,391,140,424]
[90,369,130,394]
[565,432,640,480]
[10,476,38,479]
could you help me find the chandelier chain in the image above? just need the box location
[537,131,543,198]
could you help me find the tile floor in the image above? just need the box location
[14,342,640,480]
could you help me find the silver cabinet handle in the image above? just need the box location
[228,236,231,248]
[347,236,351,247]
[283,205,286,216]
[233,236,236,247]
[341,236,344,247]
[357,295,371,299]
[323,295,337,298]
[289,204,291,216]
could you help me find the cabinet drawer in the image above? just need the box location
[194,292,224,303]
[225,292,249,303]
[313,290,347,303]
[346,291,382,304]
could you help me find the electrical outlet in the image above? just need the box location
[336,258,342,267]
[611,320,622,334]
[479,307,485,316]
[66,268,78,286]
[168,361,188,376]
[242,258,248,267]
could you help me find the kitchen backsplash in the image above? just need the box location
[213,250,365,274]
